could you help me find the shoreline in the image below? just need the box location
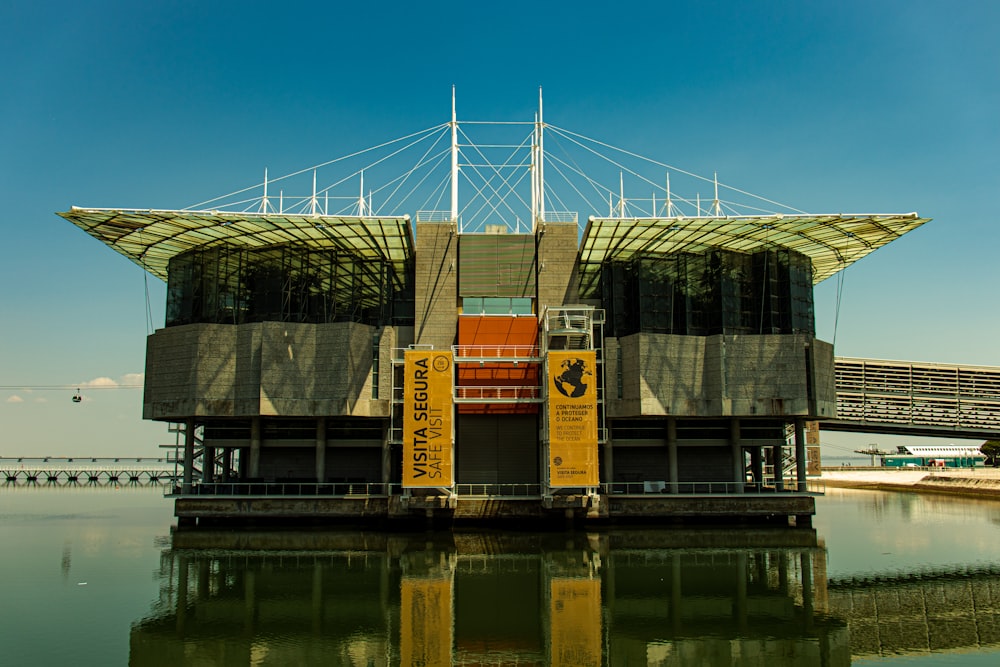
[820,467,1000,499]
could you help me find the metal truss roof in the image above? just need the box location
[57,208,414,280]
[578,213,930,293]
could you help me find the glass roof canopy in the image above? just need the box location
[59,207,929,298]
[577,212,929,295]
[57,207,414,281]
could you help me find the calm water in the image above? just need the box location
[3,485,1000,665]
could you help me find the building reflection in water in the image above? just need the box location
[130,528,848,666]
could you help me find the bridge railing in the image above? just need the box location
[601,480,825,495]
[172,479,824,497]
[178,482,393,497]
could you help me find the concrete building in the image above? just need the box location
[58,111,928,526]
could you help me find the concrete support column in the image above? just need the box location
[602,442,614,490]
[794,418,807,491]
[381,421,392,491]
[182,418,195,494]
[202,446,215,483]
[750,446,764,489]
[730,417,743,494]
[222,448,233,483]
[667,418,679,494]
[774,445,785,492]
[315,416,327,483]
[250,417,261,479]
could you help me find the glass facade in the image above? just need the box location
[165,243,414,327]
[601,247,814,337]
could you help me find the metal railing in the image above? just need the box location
[601,480,826,495]
[176,482,392,497]
[454,483,542,497]
[454,385,542,401]
[171,479,824,497]
[542,211,578,223]
[453,345,540,360]
[415,211,453,223]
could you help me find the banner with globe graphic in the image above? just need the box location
[547,350,599,487]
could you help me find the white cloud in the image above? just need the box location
[6,395,24,403]
[80,377,118,388]
[76,373,144,389]
[34,397,48,404]
[120,373,144,386]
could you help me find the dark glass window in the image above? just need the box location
[165,243,413,327]
[600,247,814,337]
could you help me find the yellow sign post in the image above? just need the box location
[403,350,454,487]
[547,350,599,487]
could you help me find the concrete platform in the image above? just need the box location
[172,492,817,527]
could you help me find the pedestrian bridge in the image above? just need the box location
[822,357,1000,440]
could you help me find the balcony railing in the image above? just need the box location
[453,345,541,360]
[454,385,543,402]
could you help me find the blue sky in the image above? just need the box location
[2,0,998,457]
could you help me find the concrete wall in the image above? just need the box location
[414,221,458,349]
[144,321,386,420]
[606,333,836,418]
[536,221,580,312]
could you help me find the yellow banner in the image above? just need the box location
[403,350,454,487]
[400,577,453,667]
[550,578,602,667]
[548,350,598,487]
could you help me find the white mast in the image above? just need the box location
[665,172,673,217]
[531,112,538,229]
[358,170,367,216]
[450,86,459,225]
[619,172,625,217]
[311,169,318,216]
[261,168,269,213]
[537,86,545,231]
[712,171,721,216]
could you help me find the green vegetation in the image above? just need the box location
[981,441,1000,467]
